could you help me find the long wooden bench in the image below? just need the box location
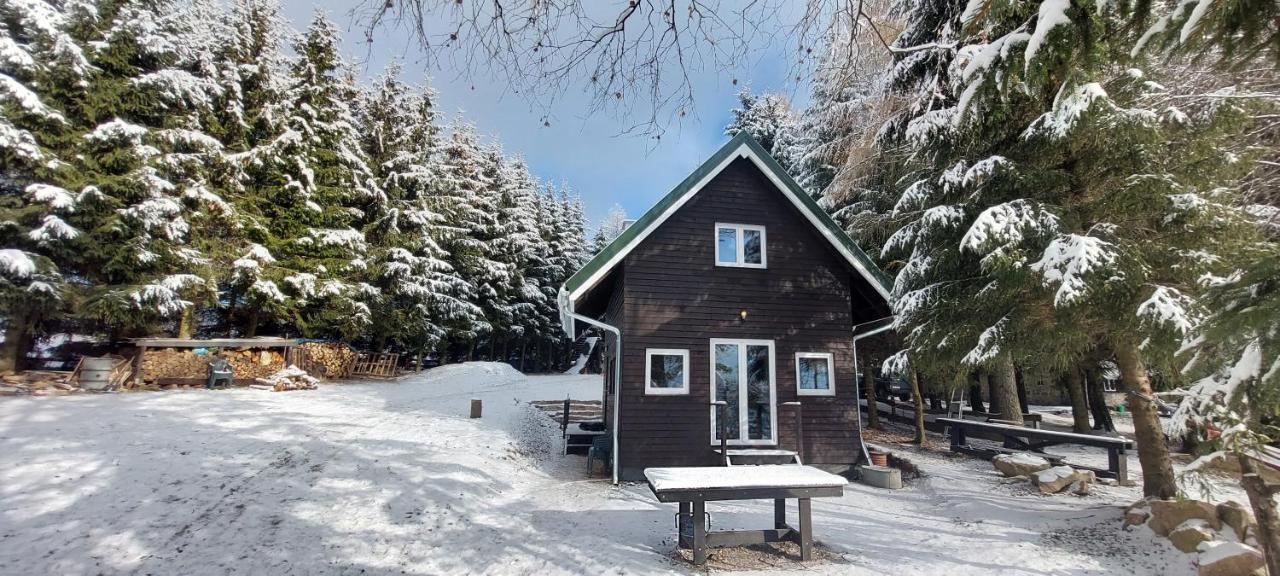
[938,417,1133,484]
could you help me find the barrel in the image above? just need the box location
[79,357,115,391]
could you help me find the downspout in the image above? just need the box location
[852,316,895,464]
[561,292,623,485]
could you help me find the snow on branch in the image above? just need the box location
[1029,233,1118,307]
[1137,285,1198,337]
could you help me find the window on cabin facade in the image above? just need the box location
[645,349,689,395]
[796,352,835,396]
[714,223,766,268]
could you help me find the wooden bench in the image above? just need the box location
[962,410,1043,429]
[644,466,846,565]
[937,417,1133,484]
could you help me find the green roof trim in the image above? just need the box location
[562,132,893,304]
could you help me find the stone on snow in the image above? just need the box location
[992,453,1052,477]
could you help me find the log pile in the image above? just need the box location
[253,365,319,391]
[140,348,285,383]
[298,342,357,379]
[0,371,77,396]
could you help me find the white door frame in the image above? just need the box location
[708,338,778,446]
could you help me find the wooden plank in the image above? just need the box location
[799,498,813,561]
[704,527,796,547]
[650,485,844,503]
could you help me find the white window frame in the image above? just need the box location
[713,223,767,268]
[795,352,836,397]
[708,338,777,446]
[644,349,690,395]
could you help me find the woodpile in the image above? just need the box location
[140,348,285,383]
[252,365,319,392]
[297,342,357,379]
[0,371,77,396]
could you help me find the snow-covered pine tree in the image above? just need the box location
[490,155,544,359]
[435,121,502,355]
[724,88,801,174]
[891,0,1262,498]
[591,204,628,253]
[232,12,382,339]
[355,64,473,354]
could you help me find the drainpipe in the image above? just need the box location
[565,309,623,485]
[852,316,895,464]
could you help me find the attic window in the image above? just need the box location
[715,223,766,268]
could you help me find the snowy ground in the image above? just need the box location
[0,363,1231,575]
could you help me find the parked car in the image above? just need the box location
[857,372,913,401]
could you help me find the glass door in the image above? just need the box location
[710,339,776,445]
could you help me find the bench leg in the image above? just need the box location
[1111,448,1129,485]
[774,498,786,529]
[798,497,812,561]
[693,500,706,566]
[678,501,691,549]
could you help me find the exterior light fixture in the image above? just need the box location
[739,309,748,321]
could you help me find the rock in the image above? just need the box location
[1033,466,1080,494]
[1150,499,1221,536]
[1215,501,1256,540]
[1124,507,1152,528]
[1097,477,1118,486]
[993,453,1052,477]
[1169,520,1216,553]
[1197,542,1265,576]
[1070,480,1091,496]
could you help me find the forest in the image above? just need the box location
[0,0,591,372]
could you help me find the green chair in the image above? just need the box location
[587,434,611,474]
[206,356,233,389]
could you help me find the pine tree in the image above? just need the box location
[591,204,628,253]
[724,88,801,173]
[885,0,1261,498]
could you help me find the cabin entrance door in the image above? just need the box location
[709,339,777,445]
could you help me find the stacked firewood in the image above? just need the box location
[140,348,285,382]
[0,371,77,396]
[298,342,357,379]
[253,365,319,391]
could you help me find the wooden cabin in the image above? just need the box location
[558,134,893,482]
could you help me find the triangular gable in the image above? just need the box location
[560,133,892,333]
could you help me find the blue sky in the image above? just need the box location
[278,1,810,226]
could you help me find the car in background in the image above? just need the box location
[857,372,913,402]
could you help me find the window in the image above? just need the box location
[714,223,766,268]
[645,349,689,395]
[796,352,835,396]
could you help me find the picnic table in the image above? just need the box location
[644,466,846,565]
[938,417,1133,483]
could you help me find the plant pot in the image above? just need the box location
[870,451,888,467]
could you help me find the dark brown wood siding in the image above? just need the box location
[601,268,625,433]
[615,157,885,479]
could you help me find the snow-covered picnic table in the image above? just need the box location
[643,465,847,565]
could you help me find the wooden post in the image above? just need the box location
[774,498,786,529]
[678,501,691,549]
[713,401,728,466]
[132,346,146,388]
[782,401,802,462]
[692,500,707,565]
[798,497,813,561]
[469,399,482,418]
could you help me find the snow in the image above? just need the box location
[1034,465,1075,484]
[26,183,76,211]
[0,362,1207,574]
[1025,0,1073,66]
[644,465,847,492]
[960,199,1059,260]
[0,249,37,279]
[1197,541,1259,565]
[1024,83,1112,140]
[1137,286,1196,336]
[1030,234,1118,307]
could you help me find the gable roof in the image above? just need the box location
[559,133,893,332]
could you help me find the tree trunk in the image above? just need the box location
[467,340,475,362]
[990,356,1023,424]
[0,308,29,373]
[983,371,999,415]
[1239,454,1280,576]
[1015,366,1029,415]
[909,368,926,446]
[246,309,260,337]
[968,373,986,413]
[519,340,527,372]
[863,365,880,430]
[1085,370,1115,431]
[1065,367,1092,434]
[177,306,195,339]
[1114,343,1177,499]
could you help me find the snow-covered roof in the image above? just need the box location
[558,133,891,334]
